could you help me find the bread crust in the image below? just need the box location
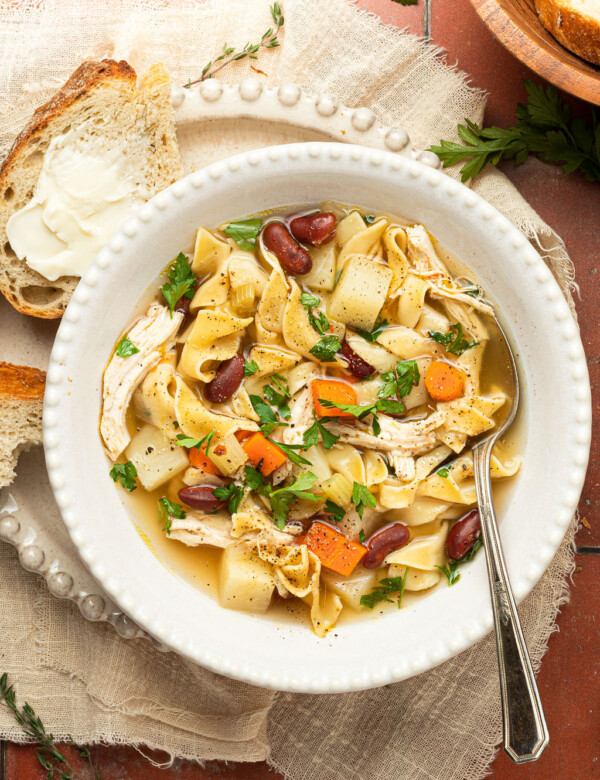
[535,0,600,65]
[0,60,136,319]
[0,362,46,401]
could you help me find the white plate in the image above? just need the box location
[43,142,591,692]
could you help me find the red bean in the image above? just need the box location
[446,509,481,561]
[289,212,337,247]
[362,523,410,569]
[178,485,227,512]
[204,355,244,403]
[262,222,312,275]
[340,339,375,379]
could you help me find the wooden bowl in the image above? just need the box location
[469,0,600,105]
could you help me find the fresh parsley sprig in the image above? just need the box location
[249,393,288,435]
[161,253,195,316]
[318,397,406,436]
[360,568,410,609]
[436,538,483,585]
[224,219,262,251]
[378,360,420,400]
[303,412,339,450]
[158,497,186,535]
[263,374,291,418]
[429,322,478,356]
[351,482,376,519]
[429,80,600,183]
[213,482,245,514]
[266,472,322,529]
[187,3,284,86]
[355,319,388,343]
[325,499,345,522]
[244,359,259,376]
[266,438,312,467]
[310,334,342,362]
[301,292,331,337]
[109,461,137,492]
[115,335,139,358]
[175,430,214,452]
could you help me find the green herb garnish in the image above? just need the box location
[309,334,342,362]
[158,497,186,534]
[266,438,312,467]
[437,467,450,478]
[161,252,195,315]
[429,80,600,183]
[359,529,366,543]
[249,393,288,435]
[355,319,388,343]
[252,472,322,529]
[429,322,479,356]
[378,360,420,399]
[263,375,291,419]
[351,482,376,519]
[213,483,245,514]
[435,561,461,586]
[224,218,262,251]
[300,292,321,308]
[175,431,214,451]
[115,335,139,358]
[325,499,345,523]
[303,412,339,450]
[360,569,410,609]
[363,214,376,224]
[109,461,137,492]
[301,292,331,336]
[244,359,259,376]
[318,397,406,435]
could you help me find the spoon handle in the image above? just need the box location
[473,438,549,763]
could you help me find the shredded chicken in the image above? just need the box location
[169,512,238,548]
[328,411,445,455]
[101,303,183,459]
[283,386,314,446]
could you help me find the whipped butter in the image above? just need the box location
[6,124,146,281]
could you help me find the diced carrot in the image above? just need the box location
[189,443,220,475]
[242,432,287,476]
[234,430,253,443]
[312,379,356,419]
[425,361,465,401]
[304,521,366,577]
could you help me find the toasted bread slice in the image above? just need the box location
[535,0,600,65]
[0,362,45,488]
[0,59,182,319]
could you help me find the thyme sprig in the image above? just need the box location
[0,672,101,779]
[185,3,284,87]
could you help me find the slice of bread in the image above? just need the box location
[0,362,45,488]
[0,59,183,319]
[535,0,600,65]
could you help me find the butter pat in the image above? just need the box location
[6,124,145,281]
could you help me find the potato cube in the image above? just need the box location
[327,255,392,331]
[125,424,188,491]
[219,543,277,612]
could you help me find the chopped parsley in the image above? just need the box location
[175,431,214,451]
[300,292,320,308]
[429,322,479,356]
[213,483,245,514]
[224,218,262,252]
[359,529,366,543]
[363,214,376,225]
[115,335,139,358]
[265,438,312,467]
[355,319,388,343]
[244,359,259,376]
[360,569,410,609]
[436,538,484,586]
[249,394,288,435]
[301,292,331,337]
[161,252,195,315]
[317,397,406,436]
[325,499,345,523]
[351,482,376,519]
[303,412,339,450]
[243,464,266,491]
[109,461,138,492]
[464,287,481,298]
[309,335,342,362]
[158,497,186,535]
[379,360,420,400]
[437,467,450,478]
[263,374,291,419]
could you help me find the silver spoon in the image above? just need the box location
[472,315,549,763]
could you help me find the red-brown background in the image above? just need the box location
[2,0,599,776]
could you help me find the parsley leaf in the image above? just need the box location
[309,335,342,362]
[244,359,259,376]
[355,319,388,343]
[378,360,420,401]
[360,569,410,609]
[435,561,461,586]
[213,483,245,514]
[301,293,331,337]
[391,0,418,5]
[161,253,195,315]
[437,467,450,478]
[318,398,405,427]
[266,438,312,466]
[429,322,479,356]
[363,214,376,224]
[303,412,339,450]
[267,472,322,529]
[429,80,600,183]
[116,335,139,358]
[175,431,214,451]
[158,497,186,534]
[109,461,137,492]
[243,464,266,491]
[461,538,483,562]
[249,394,288,435]
[359,529,366,543]
[263,376,291,419]
[351,482,376,518]
[224,219,262,251]
[325,499,345,523]
[300,292,321,308]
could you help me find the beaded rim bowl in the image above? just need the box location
[44,142,591,692]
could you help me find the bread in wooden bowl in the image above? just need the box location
[535,0,600,65]
[0,59,182,319]
[0,362,45,488]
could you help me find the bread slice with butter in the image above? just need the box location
[0,59,183,319]
[534,0,600,65]
[0,362,45,489]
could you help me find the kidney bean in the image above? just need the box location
[362,523,410,569]
[340,339,375,379]
[204,355,245,403]
[178,485,227,512]
[262,222,312,275]
[446,508,481,561]
[289,212,337,247]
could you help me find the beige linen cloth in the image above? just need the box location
[0,1,578,778]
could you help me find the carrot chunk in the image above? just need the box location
[242,432,287,476]
[312,379,356,419]
[425,361,465,401]
[189,443,220,475]
[305,521,366,576]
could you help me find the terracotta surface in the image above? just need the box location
[2,0,599,777]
